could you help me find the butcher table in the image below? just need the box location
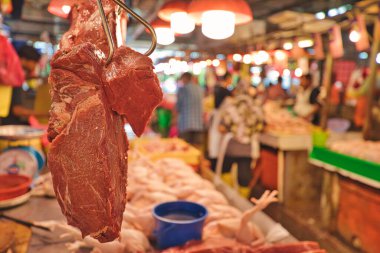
[4,192,296,252]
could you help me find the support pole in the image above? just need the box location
[363,18,380,140]
[320,53,334,130]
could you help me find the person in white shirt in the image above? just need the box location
[294,74,321,125]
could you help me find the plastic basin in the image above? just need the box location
[327,118,351,133]
[0,174,32,201]
[153,201,208,250]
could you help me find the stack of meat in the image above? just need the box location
[40,156,325,253]
[138,139,191,153]
[264,103,312,135]
[47,0,162,242]
[329,140,380,164]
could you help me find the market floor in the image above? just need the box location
[251,186,361,253]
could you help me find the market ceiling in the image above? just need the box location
[3,0,371,50]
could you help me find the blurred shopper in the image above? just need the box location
[294,74,321,125]
[267,77,287,101]
[1,45,43,125]
[214,72,232,109]
[216,78,264,198]
[208,72,233,169]
[176,72,204,147]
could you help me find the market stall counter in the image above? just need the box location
[257,132,314,207]
[309,138,380,253]
[255,103,318,209]
[3,187,295,253]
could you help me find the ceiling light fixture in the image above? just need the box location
[188,0,253,40]
[212,59,221,67]
[158,0,195,34]
[295,68,303,77]
[283,42,293,50]
[298,39,314,48]
[48,0,74,18]
[315,12,326,20]
[233,54,243,62]
[243,54,252,64]
[151,19,175,46]
[349,24,361,43]
[274,50,287,61]
[327,8,338,17]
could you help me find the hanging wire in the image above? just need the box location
[96,0,116,64]
[96,0,157,64]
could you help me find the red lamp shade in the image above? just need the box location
[151,18,171,29]
[158,0,189,22]
[188,0,253,25]
[47,0,74,19]
[151,19,175,46]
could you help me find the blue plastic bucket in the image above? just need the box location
[153,201,208,250]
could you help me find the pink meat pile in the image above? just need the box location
[264,103,311,135]
[47,0,162,242]
[140,139,191,153]
[42,156,326,253]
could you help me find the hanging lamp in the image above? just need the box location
[158,0,195,34]
[188,0,252,40]
[151,19,175,46]
[48,0,74,19]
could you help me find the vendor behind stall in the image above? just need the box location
[294,74,321,125]
[1,45,44,125]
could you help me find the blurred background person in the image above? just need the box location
[208,72,233,170]
[216,77,264,198]
[176,72,204,148]
[294,73,321,125]
[266,76,288,101]
[1,45,45,125]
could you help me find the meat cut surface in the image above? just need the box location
[60,0,118,57]
[48,43,129,242]
[103,47,162,136]
[47,0,162,243]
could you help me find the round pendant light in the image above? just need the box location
[188,0,252,40]
[201,10,235,40]
[188,0,253,25]
[48,0,74,19]
[158,0,195,34]
[151,19,175,46]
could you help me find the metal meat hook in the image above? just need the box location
[96,0,157,64]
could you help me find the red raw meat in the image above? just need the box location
[48,0,162,242]
[162,239,322,253]
[103,46,162,136]
[60,0,117,58]
[256,242,321,253]
[48,43,129,242]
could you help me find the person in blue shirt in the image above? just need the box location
[176,72,204,146]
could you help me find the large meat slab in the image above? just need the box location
[47,0,162,242]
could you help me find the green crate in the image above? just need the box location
[310,147,380,183]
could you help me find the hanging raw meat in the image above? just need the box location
[47,0,162,242]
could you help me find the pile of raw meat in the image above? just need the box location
[47,0,162,242]
[138,139,191,153]
[40,155,325,253]
[264,103,312,135]
[329,140,380,164]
